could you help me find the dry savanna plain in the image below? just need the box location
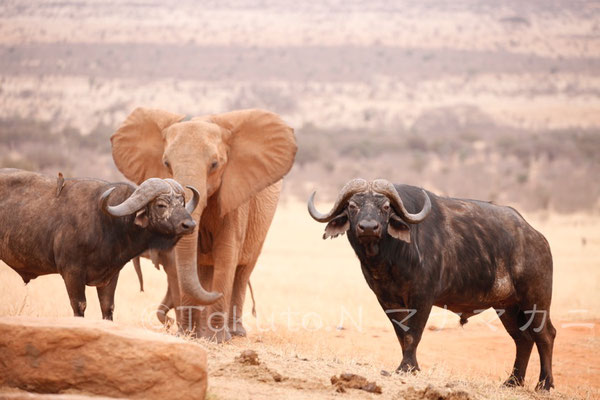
[1,0,600,399]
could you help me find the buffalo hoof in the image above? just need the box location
[503,375,524,387]
[395,362,420,374]
[535,378,554,391]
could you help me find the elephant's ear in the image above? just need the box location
[111,108,185,184]
[210,109,297,216]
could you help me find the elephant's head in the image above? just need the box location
[111,108,297,305]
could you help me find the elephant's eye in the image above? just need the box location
[163,159,171,169]
[210,160,218,171]
[157,203,167,209]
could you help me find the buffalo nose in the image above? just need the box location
[357,219,380,235]
[181,219,196,231]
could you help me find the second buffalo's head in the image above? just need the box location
[100,178,199,239]
[308,179,431,256]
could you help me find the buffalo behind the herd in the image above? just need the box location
[308,178,555,390]
[0,169,201,320]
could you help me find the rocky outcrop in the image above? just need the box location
[0,317,207,399]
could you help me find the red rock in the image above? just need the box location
[0,317,207,399]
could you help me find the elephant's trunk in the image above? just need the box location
[175,230,222,305]
[172,184,221,332]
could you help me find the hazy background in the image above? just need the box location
[1,0,599,211]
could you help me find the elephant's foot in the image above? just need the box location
[196,326,232,343]
[229,321,247,337]
[195,317,232,343]
[156,306,174,329]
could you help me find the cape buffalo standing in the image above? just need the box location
[0,169,203,320]
[308,178,555,390]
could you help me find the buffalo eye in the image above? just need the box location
[382,203,390,212]
[348,202,358,211]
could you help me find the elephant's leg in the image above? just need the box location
[156,286,174,328]
[160,251,185,331]
[201,263,236,342]
[198,264,214,292]
[199,252,240,342]
[228,260,257,336]
[194,212,244,343]
[194,264,214,337]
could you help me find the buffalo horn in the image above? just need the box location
[307,178,369,222]
[102,178,174,217]
[371,179,431,223]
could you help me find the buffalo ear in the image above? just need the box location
[134,209,149,228]
[323,212,349,239]
[208,109,297,217]
[111,107,185,184]
[388,214,411,243]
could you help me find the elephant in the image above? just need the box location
[111,107,297,341]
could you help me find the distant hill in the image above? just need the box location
[0,0,598,212]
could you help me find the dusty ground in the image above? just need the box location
[1,202,598,399]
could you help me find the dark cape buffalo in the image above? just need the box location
[0,169,202,320]
[308,178,555,390]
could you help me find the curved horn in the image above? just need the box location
[103,178,172,217]
[164,178,185,195]
[163,178,200,214]
[185,185,200,214]
[372,179,432,224]
[99,187,117,215]
[307,178,369,222]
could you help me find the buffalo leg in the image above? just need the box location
[62,269,87,317]
[537,317,556,390]
[499,305,535,387]
[384,299,432,372]
[97,272,119,321]
[533,315,556,390]
[522,300,556,391]
[520,281,555,391]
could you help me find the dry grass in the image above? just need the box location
[1,202,598,399]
